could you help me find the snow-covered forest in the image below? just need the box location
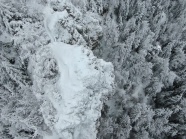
[0,0,186,139]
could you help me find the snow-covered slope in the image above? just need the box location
[30,42,114,139]
[28,1,115,138]
[53,42,114,138]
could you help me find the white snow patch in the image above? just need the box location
[33,2,115,138]
[46,42,114,139]
[157,44,162,51]
[43,6,69,42]
[31,42,114,138]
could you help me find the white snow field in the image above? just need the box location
[47,42,114,139]
[30,2,115,139]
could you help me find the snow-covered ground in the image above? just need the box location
[46,42,114,138]
[30,2,115,138]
